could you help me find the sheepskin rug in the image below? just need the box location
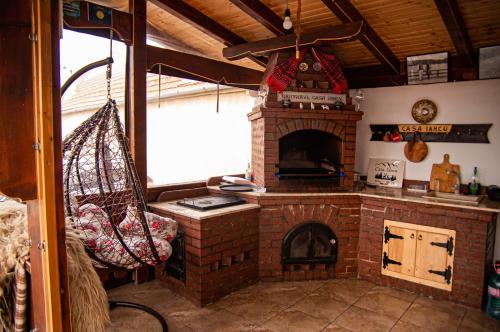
[0,197,110,331]
[0,199,29,331]
[66,222,110,332]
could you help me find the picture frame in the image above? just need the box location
[479,45,500,80]
[407,52,448,85]
[367,158,406,188]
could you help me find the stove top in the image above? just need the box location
[176,195,246,211]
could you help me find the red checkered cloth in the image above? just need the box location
[311,48,348,94]
[267,49,306,92]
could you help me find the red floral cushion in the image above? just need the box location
[118,206,178,242]
[76,203,114,237]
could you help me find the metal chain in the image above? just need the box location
[106,30,113,101]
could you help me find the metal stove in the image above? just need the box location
[176,195,246,211]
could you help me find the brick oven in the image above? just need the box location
[247,49,363,282]
[249,49,363,192]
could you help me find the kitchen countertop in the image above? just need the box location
[148,200,261,220]
[206,185,500,213]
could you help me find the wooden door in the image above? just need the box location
[381,220,455,291]
[385,225,416,276]
[415,231,452,284]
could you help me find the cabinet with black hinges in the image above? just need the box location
[382,220,455,291]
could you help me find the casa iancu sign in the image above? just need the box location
[277,91,346,104]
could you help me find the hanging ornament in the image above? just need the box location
[313,62,322,71]
[299,62,308,71]
[216,80,220,113]
[158,64,162,108]
[295,0,302,59]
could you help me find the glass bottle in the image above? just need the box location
[468,167,480,195]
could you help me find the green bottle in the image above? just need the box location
[468,167,480,195]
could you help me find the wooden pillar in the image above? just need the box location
[30,0,69,330]
[128,0,148,191]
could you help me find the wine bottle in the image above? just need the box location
[468,167,480,195]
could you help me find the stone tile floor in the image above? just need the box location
[108,279,500,332]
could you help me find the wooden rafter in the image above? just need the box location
[320,0,400,74]
[223,21,364,60]
[148,0,267,67]
[147,24,205,56]
[434,0,474,66]
[147,45,262,89]
[230,0,290,36]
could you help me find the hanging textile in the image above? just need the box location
[266,49,306,92]
[311,48,348,94]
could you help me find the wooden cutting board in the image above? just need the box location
[404,133,428,163]
[429,154,460,193]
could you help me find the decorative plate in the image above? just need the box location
[313,61,322,71]
[299,62,309,72]
[411,99,437,123]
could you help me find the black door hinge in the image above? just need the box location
[384,226,404,243]
[430,236,454,256]
[383,252,402,269]
[429,265,452,284]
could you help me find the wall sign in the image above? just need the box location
[277,91,346,105]
[370,124,492,143]
[367,159,405,188]
[398,124,452,133]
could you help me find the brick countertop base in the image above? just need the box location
[150,188,498,308]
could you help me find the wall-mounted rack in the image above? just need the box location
[369,124,492,143]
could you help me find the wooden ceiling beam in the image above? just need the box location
[229,0,290,36]
[223,21,364,60]
[434,0,474,67]
[63,1,133,45]
[320,0,401,74]
[148,0,267,67]
[147,45,262,89]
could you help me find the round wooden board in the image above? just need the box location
[404,139,428,162]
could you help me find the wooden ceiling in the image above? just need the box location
[99,0,500,72]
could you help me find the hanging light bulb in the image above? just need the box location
[283,0,293,30]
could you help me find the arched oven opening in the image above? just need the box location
[278,129,343,180]
[281,222,338,266]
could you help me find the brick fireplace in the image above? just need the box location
[248,50,363,192]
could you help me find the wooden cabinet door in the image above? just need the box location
[415,231,451,284]
[382,220,455,291]
[385,225,416,276]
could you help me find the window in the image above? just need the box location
[60,30,126,137]
[146,78,253,184]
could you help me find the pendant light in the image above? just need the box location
[283,0,293,30]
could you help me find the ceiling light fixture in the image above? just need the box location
[283,0,293,30]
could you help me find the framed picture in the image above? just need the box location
[407,52,448,85]
[367,159,405,188]
[479,45,500,80]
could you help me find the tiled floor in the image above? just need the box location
[107,279,500,332]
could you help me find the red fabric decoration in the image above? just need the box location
[311,48,348,94]
[267,50,306,92]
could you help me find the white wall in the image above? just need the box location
[355,79,500,260]
[355,79,500,185]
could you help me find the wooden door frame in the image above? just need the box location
[31,0,71,330]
